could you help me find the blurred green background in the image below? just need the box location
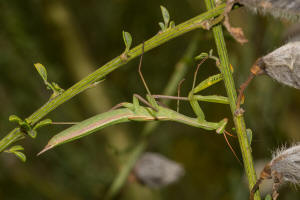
[1,1,300,199]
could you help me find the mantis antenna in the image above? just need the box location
[192,57,209,91]
[176,78,185,112]
[138,42,152,96]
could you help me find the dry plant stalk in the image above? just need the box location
[250,144,300,200]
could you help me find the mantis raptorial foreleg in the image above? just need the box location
[38,47,233,157]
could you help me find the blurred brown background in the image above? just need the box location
[0,0,300,199]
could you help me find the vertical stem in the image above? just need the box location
[204,1,260,199]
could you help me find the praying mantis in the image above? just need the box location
[38,46,237,158]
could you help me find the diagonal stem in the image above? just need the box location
[0,4,227,153]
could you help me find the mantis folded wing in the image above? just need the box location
[38,95,227,155]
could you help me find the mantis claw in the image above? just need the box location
[216,118,228,134]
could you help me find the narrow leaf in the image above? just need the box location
[9,145,24,152]
[34,119,52,130]
[246,128,252,145]
[9,115,22,123]
[28,129,37,138]
[122,31,132,52]
[195,52,209,60]
[169,21,175,28]
[34,63,48,82]
[158,22,165,31]
[160,6,170,26]
[14,151,26,162]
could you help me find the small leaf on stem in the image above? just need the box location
[34,63,48,83]
[246,128,252,145]
[13,151,26,162]
[160,6,170,27]
[34,119,52,130]
[9,115,22,124]
[158,22,165,31]
[8,145,24,152]
[122,31,132,52]
[28,130,37,138]
[169,21,175,28]
[195,52,209,60]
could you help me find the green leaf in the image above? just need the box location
[158,22,165,31]
[9,115,22,123]
[51,82,64,93]
[28,129,37,138]
[246,128,252,145]
[160,6,170,27]
[14,151,26,162]
[264,194,272,200]
[34,119,52,130]
[122,31,132,52]
[195,52,209,60]
[9,145,24,152]
[169,21,175,28]
[34,63,48,83]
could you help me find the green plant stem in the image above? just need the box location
[104,37,199,200]
[204,1,260,200]
[0,4,227,153]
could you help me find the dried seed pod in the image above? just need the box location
[133,152,185,188]
[239,0,300,21]
[250,144,300,200]
[236,41,300,111]
[262,41,300,89]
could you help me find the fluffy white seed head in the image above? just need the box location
[239,0,300,21]
[262,41,300,89]
[270,144,300,184]
[133,152,185,188]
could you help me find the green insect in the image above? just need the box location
[38,45,237,159]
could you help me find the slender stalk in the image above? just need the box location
[0,5,226,152]
[204,1,260,199]
[104,36,199,200]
